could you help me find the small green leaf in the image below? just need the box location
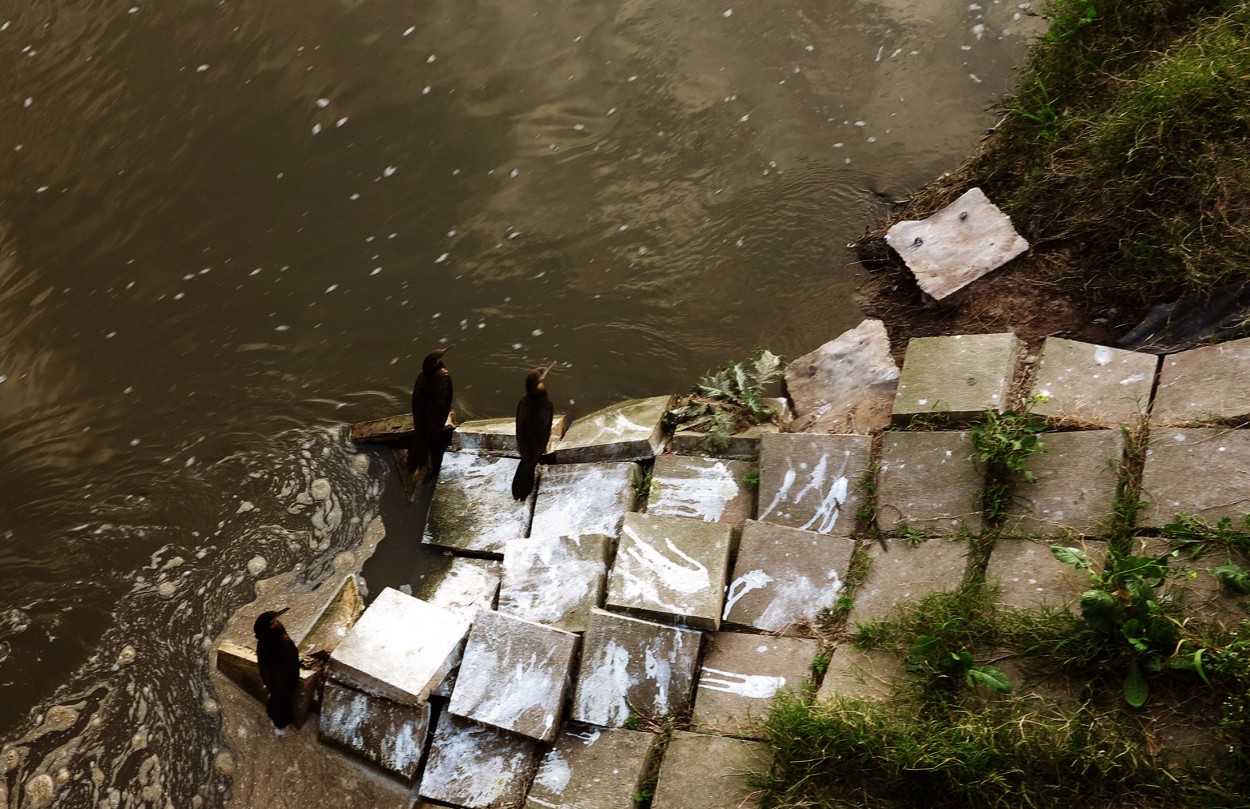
[1052,546,1091,569]
[967,665,1013,694]
[1214,562,1250,594]
[1079,589,1118,626]
[1124,660,1149,708]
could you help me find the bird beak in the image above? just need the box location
[273,607,291,618]
[539,362,555,380]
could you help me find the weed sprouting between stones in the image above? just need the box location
[1161,512,1250,593]
[663,348,782,454]
[969,395,1047,526]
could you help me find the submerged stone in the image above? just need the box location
[449,610,579,743]
[756,433,871,537]
[419,713,539,809]
[1152,335,1250,425]
[690,632,817,739]
[570,608,702,728]
[1029,337,1158,427]
[424,451,532,557]
[846,539,969,627]
[529,461,639,540]
[318,680,429,782]
[892,333,1022,422]
[497,533,611,633]
[550,396,672,463]
[785,319,900,435]
[645,454,755,524]
[525,726,657,809]
[651,731,771,809]
[1002,430,1124,537]
[884,187,1029,300]
[1139,428,1250,527]
[877,431,983,536]
[447,413,569,455]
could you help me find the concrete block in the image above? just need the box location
[785,319,900,435]
[816,646,906,702]
[671,399,790,459]
[571,608,702,727]
[449,610,579,742]
[318,680,430,782]
[294,575,366,658]
[350,411,454,444]
[1139,429,1250,527]
[530,461,639,540]
[448,414,569,455]
[1153,336,1250,425]
[551,396,672,463]
[498,533,612,633]
[646,455,756,524]
[690,632,818,739]
[1002,430,1124,537]
[604,512,734,630]
[415,557,501,614]
[419,712,539,809]
[329,587,471,706]
[214,641,320,726]
[651,731,770,809]
[722,520,854,634]
[884,187,1029,300]
[757,433,871,536]
[847,540,969,627]
[877,431,983,535]
[525,726,657,809]
[424,452,532,557]
[892,333,1022,421]
[986,539,1107,611]
[1030,338,1158,427]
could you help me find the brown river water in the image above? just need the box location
[0,0,1039,804]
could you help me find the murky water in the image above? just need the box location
[0,0,1037,804]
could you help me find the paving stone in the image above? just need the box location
[690,632,818,739]
[670,398,790,459]
[349,411,455,444]
[847,540,970,627]
[449,610,579,742]
[525,726,657,809]
[891,333,1022,421]
[884,187,1029,300]
[722,520,854,634]
[447,414,569,455]
[785,319,900,435]
[318,680,430,782]
[329,587,471,706]
[1030,338,1158,427]
[214,641,320,726]
[550,396,672,463]
[604,512,734,630]
[651,731,771,809]
[986,538,1106,611]
[414,557,501,614]
[530,461,638,540]
[424,452,533,557]
[757,433,871,536]
[570,608,702,727]
[293,575,366,657]
[877,431,983,536]
[1001,430,1124,537]
[419,712,539,809]
[497,533,611,633]
[1152,336,1250,425]
[816,646,906,702]
[1139,428,1250,528]
[645,455,755,524]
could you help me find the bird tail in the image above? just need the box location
[266,693,295,729]
[511,461,537,501]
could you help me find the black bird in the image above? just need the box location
[512,364,554,500]
[253,607,300,729]
[408,347,454,486]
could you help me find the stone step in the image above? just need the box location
[423,451,533,557]
[690,632,818,739]
[447,413,570,455]
[645,454,756,524]
[816,646,905,702]
[413,557,501,615]
[318,679,430,782]
[891,333,1022,423]
[418,712,539,809]
[524,726,658,809]
[877,430,983,536]
[784,318,899,435]
[498,533,612,633]
[757,433,872,537]
[549,396,672,463]
[985,538,1107,612]
[1152,335,1250,425]
[650,731,771,809]
[846,539,970,628]
[1001,429,1124,538]
[1029,337,1157,427]
[529,461,640,541]
[1139,428,1250,528]
[214,641,321,727]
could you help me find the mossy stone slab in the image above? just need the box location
[985,538,1107,611]
[1030,337,1157,427]
[846,540,970,627]
[877,430,983,536]
[891,333,1021,422]
[816,647,906,702]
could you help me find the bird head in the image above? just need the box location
[422,346,451,374]
[253,607,290,637]
[526,362,555,394]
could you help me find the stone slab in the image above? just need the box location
[816,647,906,702]
[550,396,673,463]
[214,641,320,726]
[1002,430,1124,537]
[329,587,472,706]
[604,512,734,630]
[529,461,639,540]
[690,632,818,739]
[318,679,430,782]
[846,540,969,627]
[525,726,657,809]
[985,539,1107,611]
[447,413,570,455]
[670,398,790,459]
[1030,338,1158,427]
[645,454,756,524]
[570,608,702,727]
[424,452,533,557]
[350,411,455,444]
[1152,336,1250,425]
[651,731,771,809]
[722,520,854,634]
[884,187,1029,300]
[449,610,579,742]
[497,533,612,633]
[1136,537,1250,627]
[757,433,871,536]
[785,319,900,435]
[414,556,501,614]
[877,431,983,536]
[419,712,539,809]
[1139,429,1250,527]
[891,333,1022,421]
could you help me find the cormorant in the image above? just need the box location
[512,363,554,500]
[253,607,300,729]
[409,347,454,486]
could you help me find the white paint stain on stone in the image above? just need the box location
[531,465,632,539]
[574,639,634,726]
[617,524,711,614]
[759,468,797,521]
[722,568,774,619]
[499,534,604,626]
[698,667,786,699]
[1093,346,1114,365]
[650,461,739,522]
[424,721,531,806]
[534,749,572,795]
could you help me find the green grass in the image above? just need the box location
[969,400,1047,527]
